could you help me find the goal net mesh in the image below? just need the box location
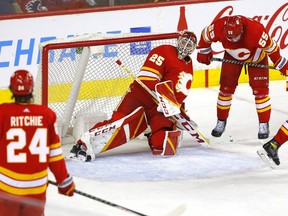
[35,32,179,141]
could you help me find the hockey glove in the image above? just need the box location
[197,47,212,65]
[58,175,75,196]
[274,57,288,76]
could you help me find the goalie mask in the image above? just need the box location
[177,31,197,60]
[224,16,243,42]
[10,70,34,96]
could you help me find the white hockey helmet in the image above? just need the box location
[177,30,197,60]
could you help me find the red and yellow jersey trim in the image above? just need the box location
[49,142,65,162]
[0,166,48,196]
[140,66,162,80]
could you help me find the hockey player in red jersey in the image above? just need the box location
[257,120,288,168]
[197,15,288,139]
[69,30,198,161]
[0,70,75,216]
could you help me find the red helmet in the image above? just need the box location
[177,30,197,60]
[10,70,34,95]
[224,16,243,42]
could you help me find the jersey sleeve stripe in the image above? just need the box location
[49,147,63,157]
[49,154,64,163]
[139,67,162,80]
[50,142,62,149]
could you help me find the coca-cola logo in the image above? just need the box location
[213,3,287,50]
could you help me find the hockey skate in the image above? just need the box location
[66,143,92,162]
[257,138,280,169]
[258,122,269,139]
[211,120,226,137]
[66,130,95,162]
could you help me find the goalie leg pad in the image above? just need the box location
[71,107,148,161]
[150,129,182,156]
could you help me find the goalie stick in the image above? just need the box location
[116,59,209,147]
[49,180,186,216]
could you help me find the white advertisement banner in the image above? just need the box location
[0,0,287,87]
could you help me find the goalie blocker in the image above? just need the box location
[68,107,182,161]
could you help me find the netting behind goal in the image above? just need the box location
[35,32,179,142]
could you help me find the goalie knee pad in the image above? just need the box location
[161,130,182,156]
[149,128,182,156]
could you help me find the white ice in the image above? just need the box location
[46,80,288,216]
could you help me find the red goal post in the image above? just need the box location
[35,32,180,142]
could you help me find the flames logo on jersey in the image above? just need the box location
[175,72,192,96]
[226,48,251,61]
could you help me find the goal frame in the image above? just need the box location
[40,32,180,106]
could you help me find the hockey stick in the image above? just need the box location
[116,59,209,147]
[212,57,288,91]
[212,57,274,69]
[48,180,146,215]
[49,180,186,216]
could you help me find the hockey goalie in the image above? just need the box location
[68,30,198,161]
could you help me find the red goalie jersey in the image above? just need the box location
[111,44,194,143]
[198,15,282,64]
[138,44,193,105]
[0,103,69,200]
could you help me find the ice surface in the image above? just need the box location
[46,81,288,216]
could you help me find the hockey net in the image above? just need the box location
[35,32,179,143]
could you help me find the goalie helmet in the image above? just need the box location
[224,15,243,42]
[10,69,34,96]
[177,31,197,60]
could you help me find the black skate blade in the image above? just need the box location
[257,149,277,169]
